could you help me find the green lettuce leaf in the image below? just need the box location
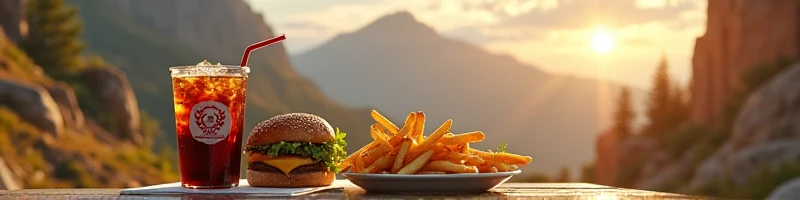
[245,128,348,173]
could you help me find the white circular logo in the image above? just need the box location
[189,100,232,145]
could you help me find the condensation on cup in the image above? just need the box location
[169,60,249,189]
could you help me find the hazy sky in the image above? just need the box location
[245,0,707,89]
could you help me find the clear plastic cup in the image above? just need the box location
[169,63,249,188]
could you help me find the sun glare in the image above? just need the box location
[591,31,614,54]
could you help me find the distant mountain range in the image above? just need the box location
[292,11,646,175]
[67,0,374,154]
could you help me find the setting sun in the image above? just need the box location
[591,31,614,54]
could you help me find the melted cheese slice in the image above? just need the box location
[249,154,316,175]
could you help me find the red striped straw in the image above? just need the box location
[240,34,287,66]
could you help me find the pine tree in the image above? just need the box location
[612,87,635,138]
[645,54,673,136]
[20,0,85,79]
[669,84,689,126]
[645,54,688,137]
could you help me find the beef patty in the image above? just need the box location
[248,161,327,174]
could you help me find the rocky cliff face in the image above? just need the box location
[112,0,280,66]
[690,0,800,124]
[689,62,800,190]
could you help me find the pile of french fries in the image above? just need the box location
[339,110,532,174]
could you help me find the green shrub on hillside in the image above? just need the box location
[699,155,800,199]
[580,162,596,183]
[21,0,86,79]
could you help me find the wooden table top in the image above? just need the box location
[0,182,707,199]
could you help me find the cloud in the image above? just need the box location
[621,37,652,45]
[444,26,548,44]
[496,0,701,30]
[281,21,329,32]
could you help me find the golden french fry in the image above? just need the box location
[364,153,395,173]
[489,166,499,173]
[392,138,412,173]
[467,165,479,173]
[433,150,482,166]
[464,155,486,166]
[341,141,379,169]
[494,162,517,172]
[388,112,416,146]
[353,154,366,173]
[444,152,466,164]
[413,111,426,142]
[421,160,477,173]
[476,164,494,173]
[370,123,387,142]
[362,143,392,165]
[404,119,452,164]
[375,125,389,141]
[416,171,447,174]
[442,144,461,152]
[469,148,532,165]
[461,143,470,154]
[434,143,449,153]
[371,110,399,134]
[440,131,485,145]
[340,165,352,172]
[398,150,434,174]
[430,151,450,161]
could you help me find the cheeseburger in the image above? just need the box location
[244,113,347,187]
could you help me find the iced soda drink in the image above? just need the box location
[169,60,249,188]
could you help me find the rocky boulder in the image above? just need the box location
[689,62,800,189]
[46,81,85,130]
[768,178,800,200]
[617,136,658,166]
[690,0,800,124]
[636,151,696,190]
[80,67,142,144]
[0,78,63,136]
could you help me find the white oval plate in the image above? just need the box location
[341,170,521,194]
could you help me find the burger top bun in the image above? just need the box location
[247,113,335,146]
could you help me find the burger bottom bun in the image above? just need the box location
[246,170,335,188]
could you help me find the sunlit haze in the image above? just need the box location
[590,26,613,54]
[245,0,705,89]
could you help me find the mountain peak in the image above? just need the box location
[378,10,416,23]
[357,10,437,38]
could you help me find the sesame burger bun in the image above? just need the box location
[246,113,335,146]
[246,170,335,188]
